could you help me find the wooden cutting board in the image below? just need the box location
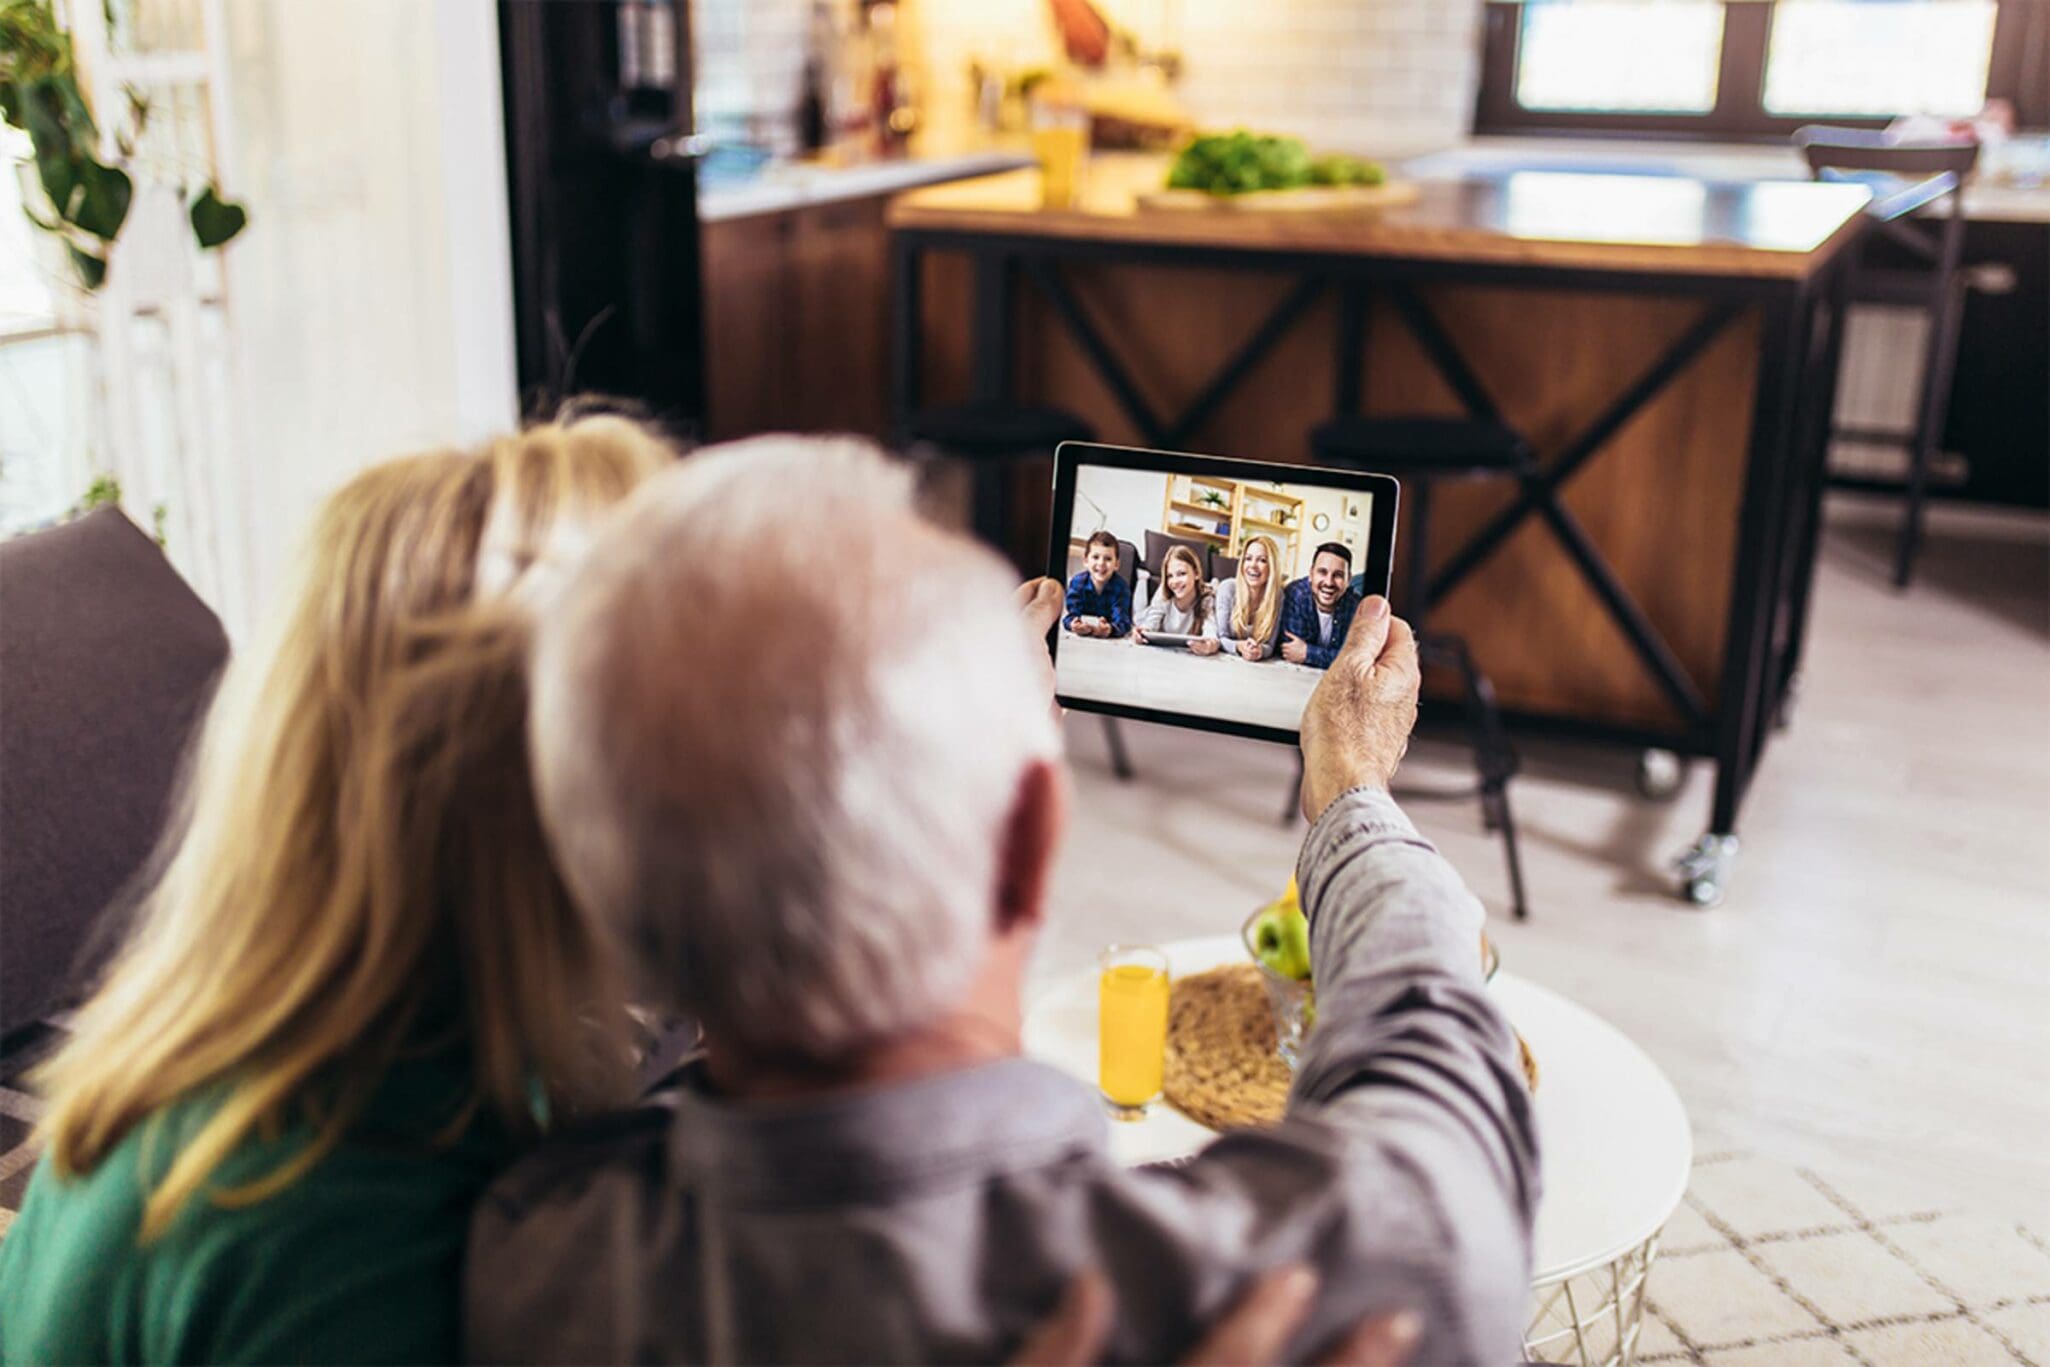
[1137,180,1421,213]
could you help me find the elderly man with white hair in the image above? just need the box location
[464,437,1540,1365]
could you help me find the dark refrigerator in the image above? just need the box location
[498,0,706,437]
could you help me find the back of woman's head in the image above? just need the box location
[36,412,676,1239]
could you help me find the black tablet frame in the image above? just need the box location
[1046,441,1401,747]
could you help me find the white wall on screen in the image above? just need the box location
[1070,467,1169,543]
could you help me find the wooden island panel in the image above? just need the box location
[922,261,1762,733]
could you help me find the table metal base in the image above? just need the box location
[1524,1234,1661,1367]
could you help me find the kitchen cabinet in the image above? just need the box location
[702,197,891,441]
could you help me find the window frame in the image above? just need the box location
[1474,0,2036,141]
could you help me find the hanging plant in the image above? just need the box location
[0,0,246,290]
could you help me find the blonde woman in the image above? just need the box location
[1213,534,1283,661]
[1133,543,1221,656]
[0,415,674,1364]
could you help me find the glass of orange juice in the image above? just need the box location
[1030,98,1089,210]
[1098,944,1170,1119]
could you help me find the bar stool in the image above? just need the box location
[901,400,1095,574]
[1310,415,1533,920]
[1794,126,1980,589]
[900,400,1135,779]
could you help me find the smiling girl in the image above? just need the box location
[1133,544,1221,655]
[1214,534,1283,661]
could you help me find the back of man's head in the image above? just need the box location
[529,437,1061,1065]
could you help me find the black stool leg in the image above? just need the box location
[1437,635,1529,921]
[1896,278,1966,589]
[1485,782,1530,923]
[1282,752,1303,826]
[1101,716,1135,782]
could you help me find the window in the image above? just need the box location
[1514,2,1725,114]
[1477,0,2029,139]
[1763,1,1997,118]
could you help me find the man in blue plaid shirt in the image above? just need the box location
[1280,542,1362,669]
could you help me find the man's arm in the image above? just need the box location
[1108,599,1536,1366]
[1277,582,1309,645]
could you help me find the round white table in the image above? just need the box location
[1022,935,1692,1366]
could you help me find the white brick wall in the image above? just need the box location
[697,0,1484,160]
[916,0,1484,157]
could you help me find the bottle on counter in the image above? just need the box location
[867,2,916,157]
[798,0,832,155]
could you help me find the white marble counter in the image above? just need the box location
[1404,134,2050,224]
[698,151,1033,223]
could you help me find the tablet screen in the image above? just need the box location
[1047,442,1399,744]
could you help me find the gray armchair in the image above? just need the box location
[0,508,228,1045]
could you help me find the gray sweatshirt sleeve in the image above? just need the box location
[1120,787,1540,1365]
[1293,787,1540,1354]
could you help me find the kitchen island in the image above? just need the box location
[888,155,1884,903]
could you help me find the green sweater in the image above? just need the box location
[0,1059,510,1364]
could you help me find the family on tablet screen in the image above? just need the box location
[1064,530,1364,669]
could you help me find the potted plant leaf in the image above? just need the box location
[1,0,247,289]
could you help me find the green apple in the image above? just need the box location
[1252,907,1312,981]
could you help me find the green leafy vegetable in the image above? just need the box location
[1166,132,1388,197]
[1166,130,1314,196]
[1308,152,1386,188]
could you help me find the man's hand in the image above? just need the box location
[1015,577,1064,715]
[1012,1266,1419,1366]
[1299,595,1420,824]
[1016,578,1064,638]
[1281,632,1308,664]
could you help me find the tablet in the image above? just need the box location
[1048,442,1399,745]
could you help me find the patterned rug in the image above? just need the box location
[1637,1151,2049,1366]
[0,1066,2043,1365]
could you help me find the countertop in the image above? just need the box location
[698,150,1033,223]
[1408,135,2050,225]
[888,153,1874,279]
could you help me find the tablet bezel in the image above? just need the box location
[1046,441,1401,747]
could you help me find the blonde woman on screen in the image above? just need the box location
[0,414,674,1364]
[1133,544,1221,655]
[1214,534,1282,661]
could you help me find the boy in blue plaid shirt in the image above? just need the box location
[1063,531,1132,638]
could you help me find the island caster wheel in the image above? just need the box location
[1674,834,1738,909]
[1635,748,1686,801]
